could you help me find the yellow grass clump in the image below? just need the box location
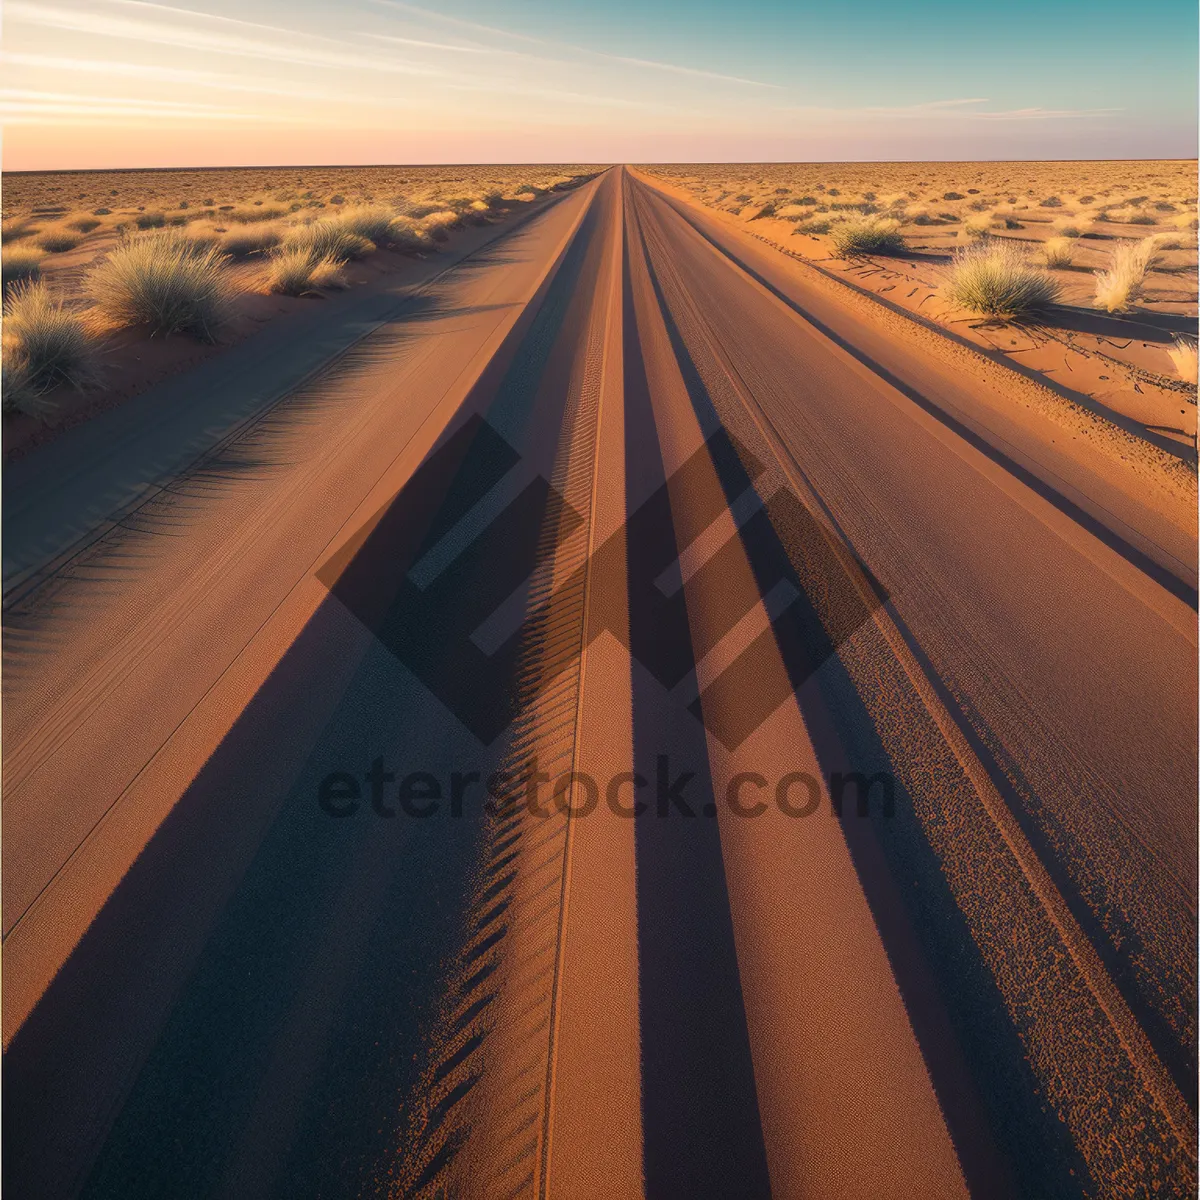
[1093,237,1159,312]
[2,280,96,410]
[85,231,234,339]
[3,245,46,291]
[829,215,905,258]
[1166,337,1198,384]
[264,247,347,295]
[944,240,1061,317]
[1042,237,1076,268]
[283,220,373,262]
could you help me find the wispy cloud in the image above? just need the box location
[6,0,446,77]
[0,86,320,123]
[370,0,781,88]
[777,97,1118,120]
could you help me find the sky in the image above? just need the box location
[2,0,1197,169]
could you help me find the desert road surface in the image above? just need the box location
[4,167,1196,1199]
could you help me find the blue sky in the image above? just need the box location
[3,0,1196,168]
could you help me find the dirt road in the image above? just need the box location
[4,167,1195,1199]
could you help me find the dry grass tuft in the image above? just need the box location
[829,215,904,258]
[220,224,283,258]
[264,247,347,295]
[961,212,994,240]
[68,216,103,233]
[944,240,1060,317]
[386,215,434,253]
[283,220,373,262]
[1093,237,1159,312]
[336,205,398,245]
[85,231,234,339]
[38,229,81,253]
[2,280,96,408]
[3,245,47,291]
[1166,337,1197,384]
[1042,237,1076,268]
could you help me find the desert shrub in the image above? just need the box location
[1042,237,1075,268]
[3,245,46,291]
[2,221,39,243]
[92,207,112,216]
[329,194,345,205]
[829,215,904,258]
[283,220,373,262]
[37,229,81,253]
[943,191,965,200]
[2,280,95,401]
[264,247,346,295]
[135,211,166,229]
[1166,337,1198,384]
[227,205,286,223]
[1040,196,1063,207]
[792,217,833,235]
[1093,237,1159,311]
[337,205,399,244]
[220,225,282,258]
[386,215,433,252]
[1147,231,1189,251]
[1126,211,1158,225]
[944,240,1060,317]
[85,231,233,338]
[961,213,994,240]
[420,210,461,242]
[1052,216,1092,238]
[69,217,102,233]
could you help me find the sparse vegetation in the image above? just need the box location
[219,225,283,258]
[1093,237,1159,312]
[135,211,166,230]
[945,240,1060,317]
[1166,337,1198,384]
[2,280,96,407]
[829,215,904,258]
[283,220,374,262]
[1042,237,1076,268]
[264,247,347,295]
[38,229,81,253]
[85,232,234,339]
[3,246,47,291]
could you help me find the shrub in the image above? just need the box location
[1052,216,1092,238]
[38,229,81,253]
[135,211,166,229]
[944,240,1061,317]
[220,225,282,258]
[943,191,965,200]
[1042,237,1075,268]
[337,205,399,245]
[283,220,373,262]
[3,245,45,291]
[793,217,833,235]
[1147,231,1188,251]
[386,215,433,252]
[227,205,286,223]
[1040,196,1063,207]
[1166,337,1197,384]
[92,207,112,216]
[829,215,904,258]
[420,210,461,242]
[961,212,994,240]
[2,221,39,243]
[69,217,102,233]
[264,247,346,295]
[1127,212,1158,226]
[85,231,234,338]
[2,280,95,402]
[1093,238,1159,312]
